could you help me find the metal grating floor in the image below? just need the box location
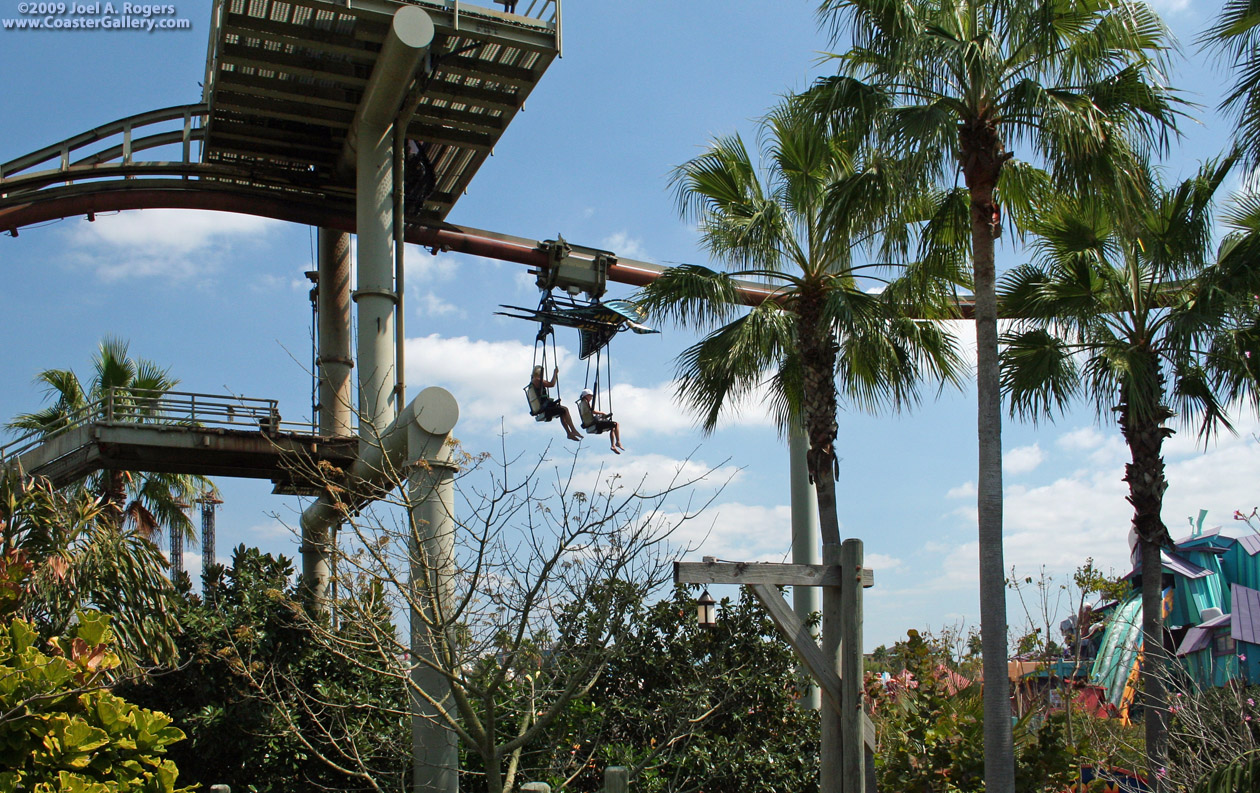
[201,0,560,222]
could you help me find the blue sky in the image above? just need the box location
[2,0,1258,648]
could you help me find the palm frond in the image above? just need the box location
[1170,364,1235,443]
[636,265,767,330]
[673,304,795,434]
[999,328,1081,421]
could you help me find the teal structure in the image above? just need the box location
[1090,523,1260,705]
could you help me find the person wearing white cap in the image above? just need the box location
[577,387,624,453]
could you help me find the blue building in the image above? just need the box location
[1091,524,1260,710]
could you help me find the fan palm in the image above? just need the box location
[1202,0,1260,166]
[9,337,212,546]
[999,156,1259,786]
[809,0,1184,786]
[640,99,964,584]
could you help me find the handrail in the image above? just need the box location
[0,388,310,464]
[0,104,209,183]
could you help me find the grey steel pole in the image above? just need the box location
[406,387,460,793]
[352,6,433,445]
[790,425,821,710]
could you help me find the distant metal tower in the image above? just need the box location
[170,499,190,579]
[197,491,223,583]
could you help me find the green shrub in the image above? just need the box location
[0,605,192,792]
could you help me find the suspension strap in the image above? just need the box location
[603,339,613,414]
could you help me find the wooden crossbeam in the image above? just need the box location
[749,584,876,752]
[675,560,874,589]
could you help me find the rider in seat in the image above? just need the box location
[529,365,582,442]
[578,388,624,454]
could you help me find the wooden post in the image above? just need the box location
[521,784,551,793]
[820,541,842,793]
[604,766,629,793]
[840,539,865,793]
[674,555,877,792]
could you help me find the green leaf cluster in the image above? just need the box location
[868,630,1076,793]
[0,609,191,793]
[532,586,820,793]
[117,545,409,792]
[0,465,185,668]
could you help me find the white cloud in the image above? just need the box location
[67,210,280,281]
[928,416,1260,601]
[865,553,903,573]
[674,502,794,562]
[601,380,775,437]
[416,292,463,318]
[1003,443,1043,475]
[601,231,650,262]
[404,333,776,439]
[405,333,563,432]
[946,481,976,500]
[514,271,540,296]
[252,270,310,293]
[404,247,460,284]
[1056,426,1105,451]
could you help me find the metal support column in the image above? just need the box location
[318,229,354,438]
[790,425,821,710]
[303,228,354,614]
[406,387,460,793]
[351,6,433,446]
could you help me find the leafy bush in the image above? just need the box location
[530,586,820,793]
[0,600,191,792]
[117,545,409,792]
[868,629,1076,793]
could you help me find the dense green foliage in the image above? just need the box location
[0,550,190,793]
[118,546,409,792]
[868,630,1076,793]
[0,469,182,667]
[530,586,820,793]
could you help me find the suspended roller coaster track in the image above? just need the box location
[0,103,795,309]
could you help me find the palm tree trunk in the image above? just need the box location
[1118,396,1173,792]
[103,468,127,530]
[962,120,1015,793]
[797,297,844,793]
[797,294,842,547]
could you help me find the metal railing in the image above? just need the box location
[0,105,209,190]
[0,388,299,463]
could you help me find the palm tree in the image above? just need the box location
[640,100,963,552]
[1203,1,1260,166]
[808,0,1184,786]
[9,337,212,549]
[999,156,1258,787]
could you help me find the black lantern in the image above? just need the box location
[696,589,717,628]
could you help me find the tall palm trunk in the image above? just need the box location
[961,116,1016,793]
[1118,376,1174,792]
[797,292,842,546]
[798,292,844,793]
[104,468,127,530]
